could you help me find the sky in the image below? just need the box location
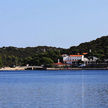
[0,0,108,48]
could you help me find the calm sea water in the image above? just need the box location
[0,70,108,108]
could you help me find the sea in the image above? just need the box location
[0,70,108,108]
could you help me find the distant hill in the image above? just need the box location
[0,46,63,57]
[68,36,108,59]
[0,36,107,67]
[0,46,63,66]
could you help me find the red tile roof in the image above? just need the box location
[54,62,66,65]
[83,53,88,55]
[70,55,83,57]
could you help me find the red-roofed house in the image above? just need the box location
[54,62,69,67]
[63,55,84,64]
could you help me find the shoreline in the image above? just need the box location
[0,67,25,71]
[47,68,108,70]
[0,67,108,71]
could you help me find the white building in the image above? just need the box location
[63,55,85,64]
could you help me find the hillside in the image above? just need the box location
[68,36,108,59]
[0,36,108,67]
[0,46,63,67]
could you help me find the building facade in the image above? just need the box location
[63,55,85,64]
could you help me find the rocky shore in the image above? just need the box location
[0,67,25,71]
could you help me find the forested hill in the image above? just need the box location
[0,46,63,58]
[0,46,64,67]
[0,36,108,67]
[68,36,108,59]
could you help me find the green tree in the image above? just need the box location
[0,57,3,67]
[40,57,54,67]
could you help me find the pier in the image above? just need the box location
[25,66,45,70]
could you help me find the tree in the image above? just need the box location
[40,57,54,67]
[0,57,3,67]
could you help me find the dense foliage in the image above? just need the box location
[0,46,63,67]
[68,36,108,60]
[0,36,108,67]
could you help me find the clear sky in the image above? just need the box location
[0,0,108,48]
